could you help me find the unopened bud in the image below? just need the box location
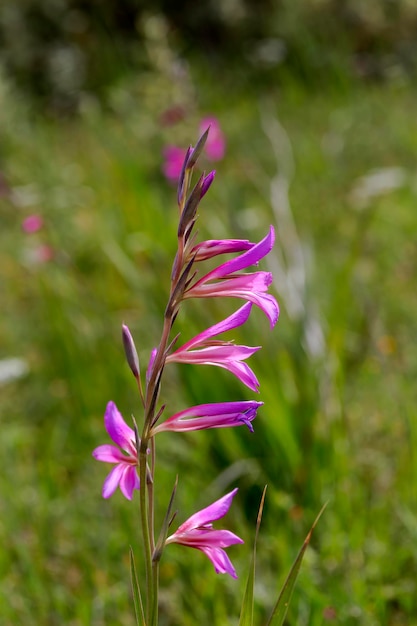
[122,324,140,378]
[187,127,209,169]
[200,170,215,198]
[177,146,193,207]
[177,173,204,238]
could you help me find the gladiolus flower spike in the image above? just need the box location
[165,488,243,578]
[92,401,140,500]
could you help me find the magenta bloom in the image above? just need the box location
[165,488,243,578]
[166,303,260,391]
[199,117,226,161]
[162,146,187,183]
[185,226,279,328]
[152,400,263,435]
[22,214,43,233]
[92,401,140,500]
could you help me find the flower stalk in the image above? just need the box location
[93,125,279,625]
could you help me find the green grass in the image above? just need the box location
[1,60,417,625]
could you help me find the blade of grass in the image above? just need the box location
[130,546,146,626]
[266,502,328,626]
[238,486,268,626]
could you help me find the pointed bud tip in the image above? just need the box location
[122,324,140,378]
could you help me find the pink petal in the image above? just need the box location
[172,303,253,352]
[119,465,140,500]
[104,401,136,456]
[179,489,238,531]
[192,238,254,261]
[102,464,126,499]
[92,444,129,463]
[188,275,279,329]
[154,400,262,433]
[167,344,260,391]
[194,226,275,282]
[198,546,238,578]
[171,344,260,363]
[216,360,260,392]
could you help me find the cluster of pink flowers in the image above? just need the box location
[93,128,278,581]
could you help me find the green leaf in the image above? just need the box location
[130,546,146,626]
[266,503,327,626]
[239,486,268,626]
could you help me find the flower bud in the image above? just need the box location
[122,324,140,378]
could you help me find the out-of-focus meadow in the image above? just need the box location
[1,2,417,624]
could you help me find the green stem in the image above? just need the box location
[148,438,156,553]
[139,441,153,625]
[150,558,159,626]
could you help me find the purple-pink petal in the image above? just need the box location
[92,443,130,464]
[167,343,260,391]
[101,464,139,500]
[118,465,140,500]
[104,401,136,455]
[180,488,238,530]
[193,226,275,283]
[199,546,238,578]
[187,274,279,329]
[171,344,260,362]
[153,400,263,433]
[172,303,252,353]
[102,464,126,499]
[165,488,242,578]
[217,360,260,392]
[192,238,254,261]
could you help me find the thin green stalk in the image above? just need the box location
[150,557,160,626]
[148,438,156,553]
[139,441,153,625]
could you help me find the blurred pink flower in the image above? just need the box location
[22,214,43,233]
[33,245,54,264]
[162,146,187,183]
[165,488,243,578]
[199,117,226,161]
[162,117,225,183]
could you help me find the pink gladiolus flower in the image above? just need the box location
[152,400,263,435]
[92,401,140,500]
[165,488,243,578]
[185,226,279,328]
[199,117,226,161]
[22,214,43,233]
[162,146,187,183]
[166,303,260,391]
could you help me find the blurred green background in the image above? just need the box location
[1,1,417,624]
